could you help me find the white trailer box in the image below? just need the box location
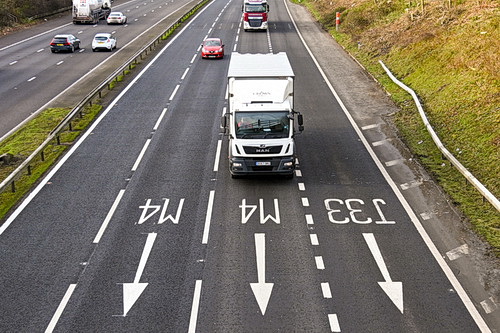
[223,52,303,178]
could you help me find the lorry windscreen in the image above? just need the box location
[235,111,289,139]
[244,4,267,12]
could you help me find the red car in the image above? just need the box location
[201,38,224,59]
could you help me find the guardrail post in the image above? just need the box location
[56,135,61,145]
[27,165,31,175]
[11,181,15,193]
[41,151,45,161]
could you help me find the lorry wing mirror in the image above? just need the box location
[297,114,304,131]
[221,114,227,128]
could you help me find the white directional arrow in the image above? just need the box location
[121,232,157,316]
[363,233,404,313]
[250,233,274,315]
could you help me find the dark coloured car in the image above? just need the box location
[50,34,80,53]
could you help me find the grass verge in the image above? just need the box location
[293,0,499,255]
[0,104,102,219]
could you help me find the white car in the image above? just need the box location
[92,33,117,52]
[107,12,127,24]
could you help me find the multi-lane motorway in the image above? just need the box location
[0,0,497,331]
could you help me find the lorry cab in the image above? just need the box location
[242,0,269,31]
[223,53,303,178]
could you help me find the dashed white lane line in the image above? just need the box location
[321,282,332,298]
[310,234,319,245]
[46,284,77,333]
[9,61,17,65]
[298,182,305,191]
[201,190,215,244]
[131,139,151,171]
[169,84,180,100]
[27,77,36,82]
[301,197,309,206]
[305,214,314,225]
[315,256,325,270]
[181,67,189,80]
[188,280,203,333]
[213,140,222,172]
[153,108,168,131]
[93,189,126,244]
[295,169,302,177]
[328,314,341,332]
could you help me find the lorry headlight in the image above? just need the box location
[284,161,293,167]
[233,162,242,167]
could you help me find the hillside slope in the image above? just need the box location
[296,0,499,252]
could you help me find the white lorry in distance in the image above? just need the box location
[242,0,269,31]
[222,52,304,178]
[72,0,112,24]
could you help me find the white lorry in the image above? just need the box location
[72,0,111,24]
[222,52,304,178]
[242,0,269,31]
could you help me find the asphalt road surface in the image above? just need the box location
[0,0,497,331]
[0,0,201,140]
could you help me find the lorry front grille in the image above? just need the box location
[243,146,282,154]
[249,20,263,27]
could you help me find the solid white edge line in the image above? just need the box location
[45,284,76,333]
[0,1,201,142]
[188,280,203,333]
[131,139,151,172]
[202,190,215,244]
[214,140,222,172]
[283,0,491,330]
[93,189,126,244]
[0,0,217,236]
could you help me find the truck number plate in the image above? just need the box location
[256,161,271,166]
